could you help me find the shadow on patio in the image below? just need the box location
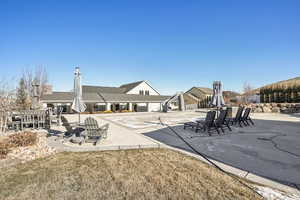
[142,118,300,189]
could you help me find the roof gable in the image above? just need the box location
[120,81,144,93]
[196,87,213,94]
[121,80,160,95]
[185,87,213,100]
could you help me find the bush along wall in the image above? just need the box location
[260,85,300,103]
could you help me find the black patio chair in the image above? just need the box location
[20,111,34,130]
[214,109,232,133]
[226,106,244,127]
[183,111,215,132]
[241,107,254,126]
[195,111,217,134]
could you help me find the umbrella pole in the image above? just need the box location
[79,112,81,124]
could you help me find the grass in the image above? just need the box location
[0,148,261,200]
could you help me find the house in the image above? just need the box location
[41,81,171,113]
[184,87,213,108]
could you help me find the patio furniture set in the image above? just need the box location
[7,109,62,131]
[184,107,254,136]
[65,117,109,146]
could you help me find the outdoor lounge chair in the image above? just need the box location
[195,111,217,134]
[61,116,75,137]
[226,106,244,127]
[240,107,254,126]
[184,111,217,135]
[81,117,109,145]
[183,111,214,130]
[213,109,232,133]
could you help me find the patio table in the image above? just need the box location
[66,122,86,138]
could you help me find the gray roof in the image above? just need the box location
[42,80,167,104]
[42,92,170,103]
[197,87,213,94]
[83,80,160,95]
[120,81,144,93]
[82,85,126,94]
[185,87,213,100]
[42,92,104,103]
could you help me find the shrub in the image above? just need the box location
[8,131,37,148]
[0,140,11,159]
[0,132,37,159]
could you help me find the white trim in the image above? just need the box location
[125,81,161,95]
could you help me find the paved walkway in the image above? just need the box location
[47,114,160,152]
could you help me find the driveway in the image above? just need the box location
[143,117,300,189]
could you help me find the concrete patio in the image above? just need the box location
[47,114,161,152]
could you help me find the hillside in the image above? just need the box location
[261,76,300,89]
[244,76,300,95]
[223,91,240,99]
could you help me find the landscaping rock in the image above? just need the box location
[262,106,272,113]
[244,103,300,113]
[271,107,280,113]
[253,107,263,113]
[271,103,277,107]
[1,131,56,166]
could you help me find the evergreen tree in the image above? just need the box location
[286,87,291,103]
[297,86,300,103]
[16,78,31,110]
[260,90,264,103]
[270,88,275,103]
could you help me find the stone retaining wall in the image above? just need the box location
[247,103,300,113]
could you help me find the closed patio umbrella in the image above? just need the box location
[211,81,225,117]
[71,67,87,124]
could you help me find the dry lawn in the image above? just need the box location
[0,148,262,200]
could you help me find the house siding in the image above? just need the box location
[126,82,160,95]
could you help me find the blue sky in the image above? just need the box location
[0,0,299,95]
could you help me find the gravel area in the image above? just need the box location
[0,130,56,168]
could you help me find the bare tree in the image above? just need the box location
[0,78,16,135]
[22,66,48,107]
[34,66,48,99]
[243,82,254,104]
[22,68,34,97]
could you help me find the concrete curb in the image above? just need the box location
[51,139,161,152]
